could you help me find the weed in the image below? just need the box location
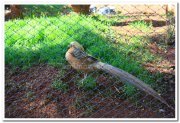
[74,97,95,117]
[26,91,34,97]
[74,97,82,109]
[90,13,128,26]
[129,20,152,32]
[22,5,72,18]
[82,103,95,117]
[123,84,136,97]
[55,68,67,79]
[26,91,35,101]
[51,80,68,92]
[102,89,115,98]
[166,12,175,45]
[77,75,96,90]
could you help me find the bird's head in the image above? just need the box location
[68,41,84,51]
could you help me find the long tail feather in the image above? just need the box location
[94,62,174,110]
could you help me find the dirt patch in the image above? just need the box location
[5,63,175,118]
[142,42,175,74]
[112,19,168,38]
[113,19,166,27]
[111,5,175,86]
[116,5,167,16]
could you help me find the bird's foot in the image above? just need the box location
[81,73,87,83]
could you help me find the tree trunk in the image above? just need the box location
[71,5,90,14]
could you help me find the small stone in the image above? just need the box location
[115,102,119,105]
[169,80,175,84]
[159,109,165,113]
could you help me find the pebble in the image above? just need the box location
[159,109,165,113]
[115,102,119,105]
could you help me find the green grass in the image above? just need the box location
[90,14,128,26]
[129,20,152,32]
[77,75,97,90]
[5,14,108,69]
[21,5,72,18]
[51,80,68,92]
[26,91,35,101]
[5,12,163,97]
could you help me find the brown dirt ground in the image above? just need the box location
[110,5,175,75]
[109,6,175,117]
[5,63,175,118]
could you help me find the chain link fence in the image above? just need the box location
[5,4,175,118]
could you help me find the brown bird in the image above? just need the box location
[65,41,173,110]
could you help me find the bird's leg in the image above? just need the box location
[81,73,87,83]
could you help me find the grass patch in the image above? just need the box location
[26,91,35,101]
[51,80,68,92]
[21,5,72,18]
[77,75,97,90]
[129,20,152,32]
[90,14,129,26]
[123,84,136,97]
[5,14,109,69]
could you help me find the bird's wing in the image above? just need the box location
[71,48,88,59]
[71,48,98,63]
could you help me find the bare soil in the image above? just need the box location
[5,63,175,118]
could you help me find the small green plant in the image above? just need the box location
[83,103,95,116]
[129,20,152,32]
[26,91,34,98]
[103,89,114,97]
[51,80,68,92]
[22,5,72,18]
[90,14,128,26]
[26,91,35,101]
[77,75,96,90]
[74,97,83,109]
[123,84,136,97]
[166,12,175,45]
[75,101,95,117]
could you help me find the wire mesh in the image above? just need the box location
[5,4,175,118]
